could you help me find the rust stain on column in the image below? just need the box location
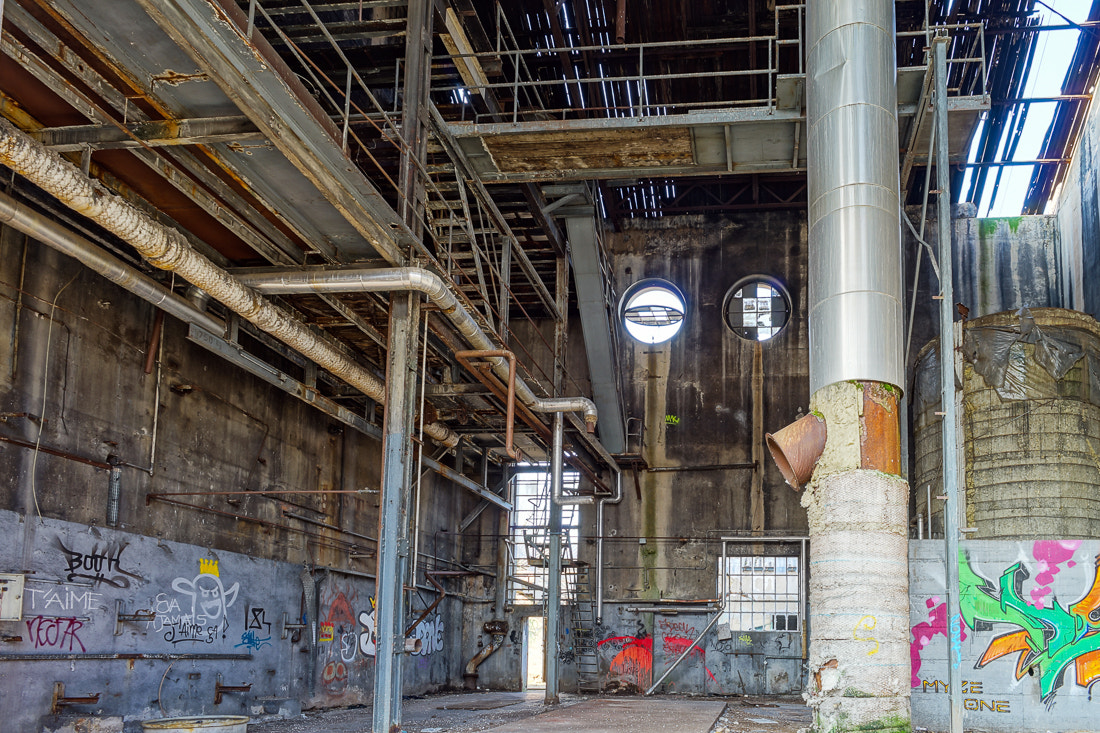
[859,381,901,475]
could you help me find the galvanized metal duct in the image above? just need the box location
[0,191,225,336]
[0,118,459,447]
[807,0,904,393]
[234,268,600,428]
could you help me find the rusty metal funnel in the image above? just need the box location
[765,413,827,491]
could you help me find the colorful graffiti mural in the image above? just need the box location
[957,546,1100,702]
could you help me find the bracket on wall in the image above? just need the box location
[114,600,155,635]
[281,612,306,641]
[51,682,100,714]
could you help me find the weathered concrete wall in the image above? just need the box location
[1054,93,1100,319]
[580,211,810,694]
[910,539,1100,731]
[591,607,803,695]
[0,510,461,731]
[0,226,480,726]
[904,206,1069,366]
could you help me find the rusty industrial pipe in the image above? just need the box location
[404,572,446,636]
[463,620,508,690]
[455,350,519,460]
[615,0,627,44]
[765,413,827,490]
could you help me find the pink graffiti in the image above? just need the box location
[26,615,86,652]
[1028,540,1081,609]
[663,635,717,682]
[910,597,966,688]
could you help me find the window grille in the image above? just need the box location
[721,553,802,632]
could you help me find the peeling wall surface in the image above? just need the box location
[0,228,472,728]
[910,539,1100,732]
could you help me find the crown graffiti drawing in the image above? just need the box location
[199,558,219,577]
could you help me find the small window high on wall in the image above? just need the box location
[620,279,686,344]
[724,276,791,342]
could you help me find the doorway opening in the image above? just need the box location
[525,615,546,690]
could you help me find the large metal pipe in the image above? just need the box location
[0,191,224,335]
[807,0,904,393]
[234,267,599,429]
[0,118,458,448]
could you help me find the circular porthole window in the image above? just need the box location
[620,279,686,344]
[724,276,791,341]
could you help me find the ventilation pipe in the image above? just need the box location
[234,268,599,430]
[0,191,224,336]
[0,118,458,448]
[792,2,911,731]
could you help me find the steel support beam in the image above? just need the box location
[135,0,414,265]
[29,117,264,151]
[399,0,433,236]
[544,412,564,705]
[934,37,964,733]
[374,292,421,732]
[565,215,626,453]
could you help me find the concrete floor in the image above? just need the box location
[247,692,812,733]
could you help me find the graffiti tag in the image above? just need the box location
[26,586,102,613]
[235,629,271,651]
[853,615,880,656]
[959,550,1100,702]
[58,540,143,588]
[411,614,444,657]
[26,615,85,652]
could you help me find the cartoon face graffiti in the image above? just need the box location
[171,558,239,625]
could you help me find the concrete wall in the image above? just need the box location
[904,206,1070,366]
[0,510,460,731]
[0,225,483,727]
[577,212,811,694]
[910,539,1100,731]
[1054,93,1100,319]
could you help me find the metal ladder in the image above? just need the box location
[565,562,601,692]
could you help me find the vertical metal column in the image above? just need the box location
[373,292,421,733]
[934,36,964,733]
[399,0,432,237]
[544,411,564,704]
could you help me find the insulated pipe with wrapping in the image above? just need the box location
[0,118,458,448]
[233,267,599,430]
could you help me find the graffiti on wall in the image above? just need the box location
[58,539,143,588]
[411,613,444,657]
[25,615,86,652]
[958,545,1100,703]
[236,605,272,651]
[358,597,376,657]
[596,620,717,691]
[149,558,239,644]
[319,583,362,695]
[598,635,653,689]
[912,542,1100,704]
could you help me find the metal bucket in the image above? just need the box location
[141,717,249,733]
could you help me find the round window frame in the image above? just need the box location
[722,275,792,342]
[618,278,688,345]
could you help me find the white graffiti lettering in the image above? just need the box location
[411,614,444,657]
[26,586,103,613]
